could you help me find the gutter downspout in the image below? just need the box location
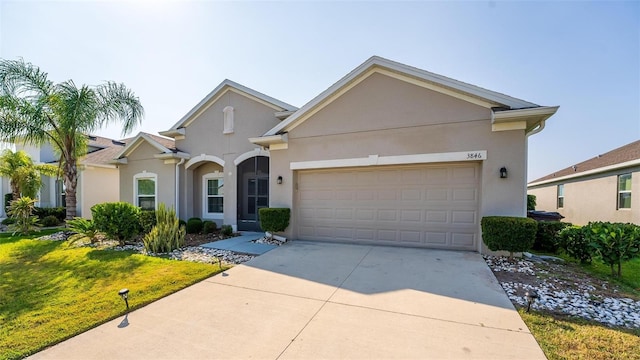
[526,120,546,137]
[523,120,546,216]
[175,158,185,218]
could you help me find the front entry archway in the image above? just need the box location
[237,156,269,231]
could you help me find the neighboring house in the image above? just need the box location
[15,135,125,218]
[114,56,558,252]
[528,140,640,225]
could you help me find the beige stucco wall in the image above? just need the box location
[270,72,528,243]
[528,168,640,225]
[79,166,120,219]
[191,162,224,220]
[176,90,283,225]
[118,141,176,210]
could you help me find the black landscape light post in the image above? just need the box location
[118,288,130,311]
[525,290,538,312]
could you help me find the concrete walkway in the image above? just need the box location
[30,242,545,359]
[201,231,276,255]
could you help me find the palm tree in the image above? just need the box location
[0,59,143,219]
[0,149,59,200]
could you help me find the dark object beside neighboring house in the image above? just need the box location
[527,210,565,222]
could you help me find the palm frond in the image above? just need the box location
[95,82,144,136]
[0,58,54,100]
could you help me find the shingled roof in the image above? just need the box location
[529,140,640,185]
[81,135,128,167]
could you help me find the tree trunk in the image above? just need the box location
[63,158,78,220]
[610,264,616,277]
[617,262,622,277]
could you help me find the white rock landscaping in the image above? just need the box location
[485,255,640,329]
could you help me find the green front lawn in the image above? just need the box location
[522,311,640,360]
[521,254,640,359]
[0,230,225,360]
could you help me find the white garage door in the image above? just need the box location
[296,163,480,250]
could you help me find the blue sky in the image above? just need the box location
[1,1,638,181]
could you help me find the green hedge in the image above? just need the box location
[258,208,290,233]
[527,194,536,211]
[203,221,217,234]
[481,216,537,258]
[533,221,570,253]
[91,202,141,245]
[34,207,66,223]
[558,225,592,263]
[186,218,203,234]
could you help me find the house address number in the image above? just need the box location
[466,152,484,159]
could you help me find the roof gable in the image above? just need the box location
[164,79,297,133]
[114,132,177,160]
[529,140,640,186]
[265,56,541,136]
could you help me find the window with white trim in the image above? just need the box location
[203,173,224,217]
[557,184,564,208]
[134,172,157,210]
[617,173,631,209]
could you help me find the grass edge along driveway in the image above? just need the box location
[0,230,226,360]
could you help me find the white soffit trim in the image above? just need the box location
[248,134,288,147]
[492,106,559,133]
[528,158,640,187]
[290,151,487,170]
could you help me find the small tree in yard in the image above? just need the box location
[258,208,290,240]
[585,222,640,277]
[481,216,538,260]
[8,196,38,235]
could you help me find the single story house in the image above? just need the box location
[528,140,640,225]
[114,56,558,252]
[11,135,125,218]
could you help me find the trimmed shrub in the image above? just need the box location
[533,221,570,253]
[186,218,203,234]
[203,220,217,234]
[221,225,233,236]
[34,207,66,223]
[481,216,538,259]
[558,225,593,264]
[258,208,290,235]
[179,219,187,228]
[91,202,141,245]
[40,215,60,227]
[584,221,640,277]
[143,203,185,253]
[527,194,536,211]
[66,217,100,244]
[139,210,157,234]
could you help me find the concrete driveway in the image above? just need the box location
[30,241,545,359]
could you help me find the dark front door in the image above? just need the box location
[237,156,269,231]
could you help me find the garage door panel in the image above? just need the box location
[425,210,448,223]
[401,189,422,200]
[378,209,398,221]
[452,233,476,247]
[296,163,480,250]
[425,232,447,245]
[452,211,476,224]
